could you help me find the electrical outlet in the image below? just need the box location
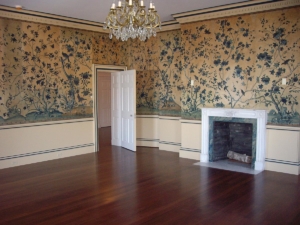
[282,78,286,85]
[191,80,194,86]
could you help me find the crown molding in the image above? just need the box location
[0,5,108,33]
[0,5,180,34]
[0,1,299,33]
[173,0,300,24]
[160,21,181,32]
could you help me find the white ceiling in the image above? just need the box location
[0,0,251,23]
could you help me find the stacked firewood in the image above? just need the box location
[227,151,252,164]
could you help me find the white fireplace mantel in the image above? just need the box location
[201,108,268,171]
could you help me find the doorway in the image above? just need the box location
[97,72,111,128]
[93,65,136,152]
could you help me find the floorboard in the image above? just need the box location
[0,127,299,225]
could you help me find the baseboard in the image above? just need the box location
[159,142,180,153]
[265,160,300,175]
[179,150,200,160]
[0,145,94,169]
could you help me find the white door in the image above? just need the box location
[98,73,111,128]
[111,72,121,146]
[111,70,136,151]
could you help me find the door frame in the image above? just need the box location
[92,64,127,152]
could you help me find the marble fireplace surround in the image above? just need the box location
[201,108,268,171]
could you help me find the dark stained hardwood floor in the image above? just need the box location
[0,127,300,225]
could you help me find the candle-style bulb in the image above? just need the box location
[140,0,144,6]
[118,0,122,7]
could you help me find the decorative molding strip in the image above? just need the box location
[1,1,300,33]
[0,6,107,33]
[0,6,181,33]
[160,20,181,32]
[180,120,201,125]
[180,147,201,153]
[159,141,181,146]
[136,115,159,119]
[137,138,182,146]
[265,158,300,166]
[0,143,94,161]
[173,0,300,24]
[137,114,299,129]
[266,125,300,131]
[0,118,94,130]
[137,138,159,142]
[159,116,181,121]
[95,65,127,71]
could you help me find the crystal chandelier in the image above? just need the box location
[103,0,161,41]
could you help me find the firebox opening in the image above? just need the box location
[211,121,253,167]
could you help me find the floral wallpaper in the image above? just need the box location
[180,8,300,125]
[122,7,300,125]
[120,30,182,116]
[1,6,299,126]
[0,18,118,126]
[92,33,120,65]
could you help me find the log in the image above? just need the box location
[227,150,252,164]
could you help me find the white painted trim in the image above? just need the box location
[265,161,300,175]
[159,116,181,120]
[267,125,300,131]
[180,119,201,124]
[0,118,93,130]
[0,120,94,169]
[136,115,159,118]
[160,22,181,32]
[201,108,268,171]
[0,146,94,169]
[0,5,180,33]
[180,150,200,160]
[1,1,299,34]
[92,64,127,152]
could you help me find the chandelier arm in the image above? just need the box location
[133,8,147,27]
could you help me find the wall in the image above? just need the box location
[125,6,300,174]
[266,125,300,175]
[0,18,120,168]
[180,8,300,124]
[121,7,300,126]
[0,119,94,169]
[120,30,182,117]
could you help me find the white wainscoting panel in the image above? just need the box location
[266,125,300,175]
[158,117,181,152]
[136,115,159,147]
[180,120,201,160]
[0,119,95,169]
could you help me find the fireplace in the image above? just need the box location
[211,119,256,168]
[201,108,268,171]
